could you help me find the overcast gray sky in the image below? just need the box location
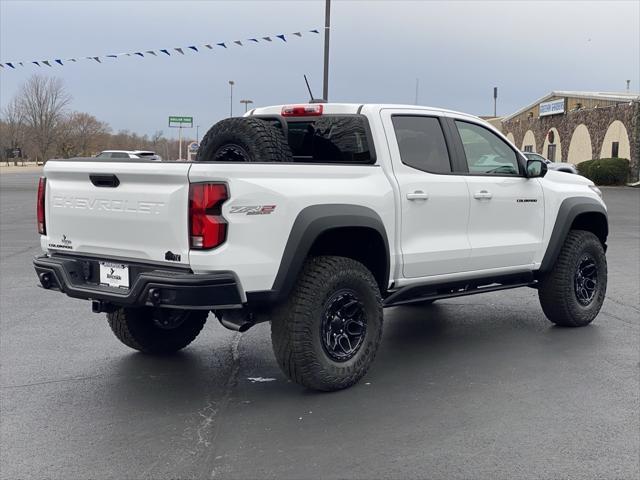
[1,0,638,139]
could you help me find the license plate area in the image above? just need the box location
[99,262,130,289]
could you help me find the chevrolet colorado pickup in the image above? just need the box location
[33,103,608,391]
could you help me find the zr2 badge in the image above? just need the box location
[229,205,276,215]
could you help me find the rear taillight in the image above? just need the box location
[189,183,228,249]
[281,104,323,117]
[37,177,46,235]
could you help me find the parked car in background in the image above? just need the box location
[523,151,577,174]
[95,150,162,161]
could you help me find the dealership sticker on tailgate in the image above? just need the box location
[99,262,129,289]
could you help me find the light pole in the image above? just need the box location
[196,125,200,144]
[228,80,235,117]
[240,99,254,113]
[493,86,498,117]
[322,0,331,101]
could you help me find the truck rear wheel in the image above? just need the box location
[538,230,607,327]
[196,117,292,163]
[107,307,208,354]
[270,256,383,391]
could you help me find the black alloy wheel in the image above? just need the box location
[574,253,598,306]
[320,289,368,362]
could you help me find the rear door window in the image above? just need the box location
[392,116,452,174]
[111,152,130,159]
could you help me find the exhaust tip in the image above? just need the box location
[217,309,255,332]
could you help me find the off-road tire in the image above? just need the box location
[270,256,383,391]
[107,307,208,354]
[538,230,607,327]
[196,117,292,162]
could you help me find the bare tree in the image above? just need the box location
[0,97,26,165]
[59,112,111,157]
[19,75,71,163]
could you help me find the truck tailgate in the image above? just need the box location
[43,161,191,265]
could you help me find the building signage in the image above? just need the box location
[539,99,565,117]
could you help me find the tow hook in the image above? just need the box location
[148,288,162,306]
[39,272,52,289]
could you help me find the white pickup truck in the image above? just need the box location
[34,103,608,391]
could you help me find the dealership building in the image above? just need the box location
[500,91,639,180]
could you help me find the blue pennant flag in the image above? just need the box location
[0,28,321,69]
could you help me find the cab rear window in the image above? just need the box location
[262,115,375,164]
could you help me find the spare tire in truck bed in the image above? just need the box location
[196,117,293,162]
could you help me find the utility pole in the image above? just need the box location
[493,86,498,117]
[322,0,331,101]
[228,80,235,117]
[196,125,200,144]
[240,99,254,112]
[414,78,419,105]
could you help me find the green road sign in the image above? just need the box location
[169,116,193,127]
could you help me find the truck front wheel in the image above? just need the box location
[270,256,383,391]
[107,307,208,354]
[538,230,607,327]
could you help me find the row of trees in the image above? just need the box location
[0,75,188,163]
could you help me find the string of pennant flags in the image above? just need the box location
[0,28,320,70]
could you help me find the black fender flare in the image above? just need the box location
[538,197,608,273]
[246,204,390,306]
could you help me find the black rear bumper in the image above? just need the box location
[33,254,243,310]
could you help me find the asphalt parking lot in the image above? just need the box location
[1,170,638,480]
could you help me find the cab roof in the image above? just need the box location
[248,103,480,121]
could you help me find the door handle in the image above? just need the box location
[407,191,429,201]
[473,190,493,200]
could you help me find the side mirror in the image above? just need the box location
[526,159,547,178]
